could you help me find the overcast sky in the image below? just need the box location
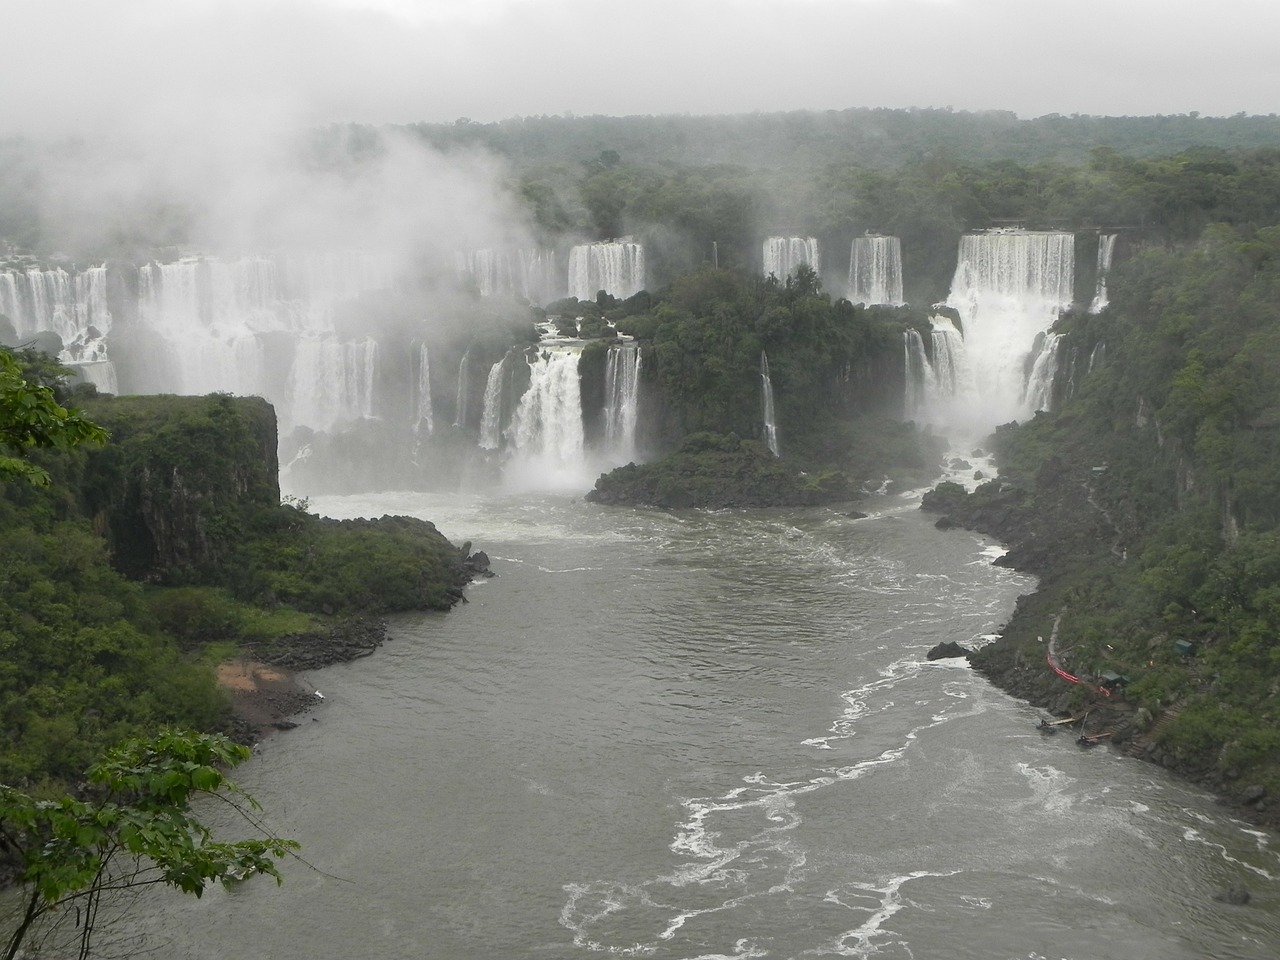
[4,0,1279,139]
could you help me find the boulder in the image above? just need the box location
[926,641,969,661]
[1241,784,1267,805]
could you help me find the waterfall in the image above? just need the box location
[903,329,932,418]
[604,343,642,461]
[848,236,904,306]
[478,356,507,450]
[1088,341,1106,373]
[930,318,968,400]
[1023,332,1063,413]
[902,317,971,421]
[456,248,559,303]
[567,241,645,301]
[415,342,433,436]
[760,352,780,457]
[519,248,561,304]
[941,231,1074,428]
[763,237,819,281]
[289,337,378,431]
[131,252,395,431]
[1089,233,1117,314]
[453,349,472,428]
[506,346,586,483]
[0,264,117,389]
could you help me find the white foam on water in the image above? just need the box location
[1180,829,1276,880]
[821,871,961,958]
[1015,762,1076,815]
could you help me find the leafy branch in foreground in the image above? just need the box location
[1,730,298,960]
[0,348,107,485]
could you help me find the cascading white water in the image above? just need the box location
[415,343,434,436]
[0,264,117,390]
[763,237,819,281]
[457,248,560,304]
[453,350,472,428]
[1089,233,1117,314]
[903,317,970,421]
[1022,332,1062,413]
[760,351,780,457]
[456,249,511,298]
[567,242,645,301]
[520,248,561,304]
[1088,341,1106,373]
[506,345,586,487]
[132,253,394,430]
[929,317,968,401]
[940,231,1074,428]
[848,236,904,305]
[903,329,931,418]
[603,343,641,461]
[478,356,507,450]
[289,337,378,431]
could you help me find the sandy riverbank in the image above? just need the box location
[216,659,320,742]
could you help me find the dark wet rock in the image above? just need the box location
[1242,784,1267,805]
[464,549,493,577]
[252,617,388,671]
[846,510,869,520]
[934,516,958,530]
[927,641,969,660]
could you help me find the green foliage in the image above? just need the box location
[587,432,852,509]
[595,266,938,479]
[232,509,467,615]
[0,515,228,784]
[968,220,1280,797]
[0,348,107,485]
[0,384,471,787]
[0,730,298,960]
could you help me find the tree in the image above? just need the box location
[0,348,108,485]
[1,730,298,960]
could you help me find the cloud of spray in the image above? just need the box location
[30,121,532,277]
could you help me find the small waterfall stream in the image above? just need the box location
[478,355,508,450]
[453,349,472,428]
[603,343,642,462]
[1089,233,1118,314]
[760,351,780,457]
[414,342,433,436]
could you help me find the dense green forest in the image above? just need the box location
[923,222,1280,810]
[0,354,473,788]
[566,265,944,503]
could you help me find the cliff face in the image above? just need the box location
[79,394,280,579]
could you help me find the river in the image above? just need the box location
[128,488,1278,959]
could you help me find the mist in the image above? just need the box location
[4,0,1280,135]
